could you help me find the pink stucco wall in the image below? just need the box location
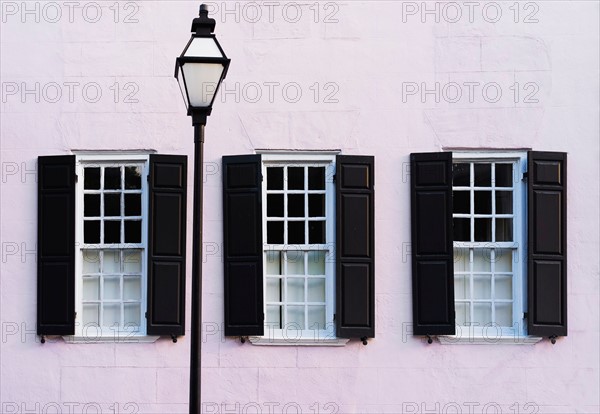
[1,1,598,413]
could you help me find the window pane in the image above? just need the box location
[474,191,491,214]
[287,278,304,302]
[103,276,121,300]
[474,164,491,187]
[266,305,282,328]
[454,275,468,300]
[473,303,492,326]
[309,194,325,217]
[125,194,141,216]
[267,167,283,190]
[453,191,470,214]
[495,303,513,327]
[453,163,470,186]
[123,276,141,300]
[104,221,121,244]
[496,191,513,214]
[473,275,491,299]
[495,276,512,300]
[307,278,326,302]
[125,166,142,189]
[104,194,121,217]
[267,221,284,244]
[287,305,305,330]
[288,221,305,244]
[309,221,325,244]
[474,218,491,242]
[307,251,325,275]
[288,194,305,217]
[84,221,101,244]
[123,251,142,273]
[453,218,470,242]
[104,167,121,190]
[286,251,304,275]
[84,194,100,217]
[124,303,141,327]
[83,276,100,300]
[103,303,120,326]
[267,194,284,217]
[82,250,100,273]
[456,302,470,326]
[82,303,100,326]
[103,251,120,273]
[288,167,304,190]
[473,250,491,272]
[124,221,141,243]
[266,278,282,302]
[84,167,100,190]
[495,249,513,272]
[495,164,513,187]
[265,251,282,274]
[495,218,513,242]
[308,306,326,330]
[308,167,325,190]
[454,248,469,272]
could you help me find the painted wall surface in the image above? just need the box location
[1,1,599,413]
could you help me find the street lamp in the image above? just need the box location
[174,4,230,414]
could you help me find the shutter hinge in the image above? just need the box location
[262,312,265,321]
[332,174,336,183]
[261,174,264,182]
[145,312,148,319]
[74,312,77,319]
[522,172,528,181]
[333,313,336,321]
[523,312,528,319]
[75,174,78,183]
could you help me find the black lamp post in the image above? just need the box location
[174,4,230,413]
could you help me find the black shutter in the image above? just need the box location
[223,155,264,336]
[410,152,455,336]
[37,155,76,335]
[528,151,567,337]
[147,155,187,336]
[336,155,375,339]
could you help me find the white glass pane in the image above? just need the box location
[266,277,282,302]
[473,275,491,299]
[103,304,120,327]
[103,276,121,300]
[456,302,470,326]
[307,306,326,330]
[307,251,326,275]
[495,276,513,300]
[473,249,491,272]
[495,303,513,327]
[82,251,100,274]
[286,305,305,330]
[307,278,326,302]
[184,37,223,58]
[103,251,121,273]
[123,251,142,273]
[286,251,304,275]
[287,278,304,302]
[473,303,492,326]
[82,303,99,326]
[454,275,469,300]
[266,305,281,328]
[123,276,141,300]
[495,249,513,272]
[265,251,281,275]
[453,248,469,272]
[124,303,141,328]
[83,276,100,300]
[182,63,225,107]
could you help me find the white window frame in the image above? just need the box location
[250,153,346,346]
[441,151,541,344]
[69,153,156,343]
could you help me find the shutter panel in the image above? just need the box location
[528,151,567,337]
[410,152,455,336]
[147,155,187,336]
[37,155,76,335]
[336,155,375,339]
[223,155,264,336]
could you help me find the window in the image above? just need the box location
[37,154,187,342]
[410,151,567,342]
[222,153,375,344]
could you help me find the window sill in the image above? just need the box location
[248,336,349,346]
[62,335,160,344]
[437,335,543,345]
